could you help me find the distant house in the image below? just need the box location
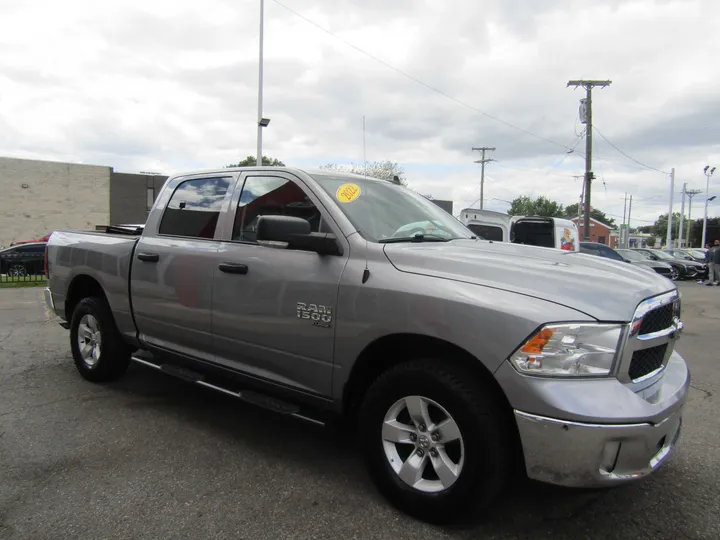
[570,217,619,246]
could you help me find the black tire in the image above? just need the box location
[70,296,130,382]
[358,359,513,524]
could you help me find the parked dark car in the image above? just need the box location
[633,248,707,280]
[663,248,707,264]
[0,242,47,277]
[617,249,676,280]
[579,242,675,280]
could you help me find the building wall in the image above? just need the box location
[110,173,167,225]
[572,218,613,244]
[0,156,110,247]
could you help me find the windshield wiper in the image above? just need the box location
[379,234,451,244]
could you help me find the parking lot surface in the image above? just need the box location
[1,283,718,540]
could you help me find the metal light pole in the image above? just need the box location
[256,0,265,166]
[685,189,702,247]
[702,166,716,247]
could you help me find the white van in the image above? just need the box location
[459,209,580,252]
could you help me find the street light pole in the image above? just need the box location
[702,166,716,247]
[256,0,265,166]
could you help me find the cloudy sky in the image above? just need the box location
[0,0,718,225]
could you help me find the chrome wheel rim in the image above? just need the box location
[382,395,464,493]
[77,314,102,368]
[671,268,679,280]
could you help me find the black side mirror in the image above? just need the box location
[256,215,342,256]
[623,258,631,263]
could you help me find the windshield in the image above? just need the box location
[618,250,648,262]
[687,250,705,258]
[310,173,474,242]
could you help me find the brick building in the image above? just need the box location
[0,156,167,247]
[571,217,619,247]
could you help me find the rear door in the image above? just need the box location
[210,171,349,396]
[460,209,509,241]
[130,173,237,361]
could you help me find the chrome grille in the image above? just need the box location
[639,304,674,335]
[618,290,681,386]
[629,344,667,380]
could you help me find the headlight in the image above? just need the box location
[510,323,624,377]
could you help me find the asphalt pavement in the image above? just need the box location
[0,283,718,540]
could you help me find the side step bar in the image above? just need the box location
[131,354,325,427]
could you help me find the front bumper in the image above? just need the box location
[514,405,683,487]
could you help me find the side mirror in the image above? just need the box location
[256,215,342,256]
[623,258,632,263]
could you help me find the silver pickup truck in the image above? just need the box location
[44,166,689,523]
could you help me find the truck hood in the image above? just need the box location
[383,239,676,321]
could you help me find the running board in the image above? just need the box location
[130,354,325,427]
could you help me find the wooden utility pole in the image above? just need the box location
[567,79,612,240]
[472,147,495,210]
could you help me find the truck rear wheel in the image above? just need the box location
[70,296,130,382]
[358,359,512,524]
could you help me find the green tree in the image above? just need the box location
[320,160,407,186]
[508,196,564,217]
[563,204,616,227]
[651,212,682,243]
[226,155,285,167]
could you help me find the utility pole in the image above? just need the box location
[666,168,675,248]
[627,195,633,247]
[678,183,687,247]
[702,166,716,247]
[685,189,702,247]
[567,79,612,240]
[472,146,495,209]
[621,193,628,248]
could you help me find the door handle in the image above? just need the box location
[218,262,248,275]
[137,253,160,262]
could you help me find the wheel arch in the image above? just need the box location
[65,274,109,322]
[342,333,512,418]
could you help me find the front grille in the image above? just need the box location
[629,344,667,380]
[639,304,674,335]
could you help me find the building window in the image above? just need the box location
[598,235,606,244]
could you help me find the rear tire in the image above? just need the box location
[70,296,130,382]
[358,359,512,524]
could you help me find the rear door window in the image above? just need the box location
[159,177,231,239]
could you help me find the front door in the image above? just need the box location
[130,174,236,362]
[211,172,348,396]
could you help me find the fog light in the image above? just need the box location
[600,441,621,473]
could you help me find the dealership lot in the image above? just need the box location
[1,284,718,540]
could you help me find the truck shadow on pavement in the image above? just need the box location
[94,362,687,538]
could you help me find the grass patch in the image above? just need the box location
[0,279,47,289]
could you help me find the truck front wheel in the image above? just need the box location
[358,359,512,524]
[70,297,130,382]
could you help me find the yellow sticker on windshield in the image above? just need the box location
[336,183,361,203]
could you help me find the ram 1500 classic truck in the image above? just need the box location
[44,167,689,524]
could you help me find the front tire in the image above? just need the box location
[358,359,512,524]
[70,296,130,382]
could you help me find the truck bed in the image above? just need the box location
[46,229,141,341]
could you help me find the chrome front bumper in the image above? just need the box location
[515,404,684,487]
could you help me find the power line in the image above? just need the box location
[271,0,574,151]
[593,126,669,174]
